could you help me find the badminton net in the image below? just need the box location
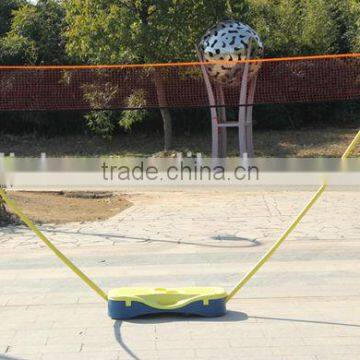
[0,53,359,111]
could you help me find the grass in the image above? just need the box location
[0,128,359,157]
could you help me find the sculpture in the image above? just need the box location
[198,20,263,157]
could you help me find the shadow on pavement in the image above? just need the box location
[142,236,260,248]
[0,355,22,360]
[249,315,360,328]
[113,311,248,359]
[13,226,261,249]
[113,320,141,360]
[121,310,248,324]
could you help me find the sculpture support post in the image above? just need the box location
[217,85,227,158]
[238,39,253,157]
[197,47,219,159]
[246,76,257,157]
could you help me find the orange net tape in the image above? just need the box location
[0,53,359,111]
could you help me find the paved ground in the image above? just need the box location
[0,189,360,360]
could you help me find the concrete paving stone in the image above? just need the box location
[11,331,48,346]
[42,294,79,305]
[5,343,82,356]
[26,319,56,331]
[155,339,229,350]
[0,296,10,306]
[79,335,124,347]
[154,329,191,341]
[314,355,358,360]
[302,336,360,346]
[1,189,359,359]
[229,337,306,347]
[190,327,265,340]
[195,347,275,359]
[272,345,360,356]
[7,295,47,306]
[117,350,160,360]
[293,324,360,338]
[81,340,157,352]
[84,326,119,337]
[281,357,317,360]
[52,321,110,330]
[77,294,106,304]
[1,319,38,331]
[118,329,157,341]
[155,349,196,359]
[45,335,85,346]
[41,344,83,354]
[25,304,76,322]
[5,344,42,355]
[0,305,29,314]
[40,351,119,360]
[0,330,16,340]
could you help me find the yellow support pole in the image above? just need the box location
[226,130,360,303]
[342,130,360,160]
[0,188,108,301]
[226,184,327,302]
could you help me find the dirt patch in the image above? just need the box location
[3,191,132,225]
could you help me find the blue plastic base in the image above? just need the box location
[108,298,227,320]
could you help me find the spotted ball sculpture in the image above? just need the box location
[197,20,264,158]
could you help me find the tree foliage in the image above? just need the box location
[349,0,360,51]
[1,0,67,65]
[244,0,355,56]
[0,0,25,36]
[64,0,245,64]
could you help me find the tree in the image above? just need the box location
[246,0,343,56]
[64,0,246,149]
[301,0,340,54]
[245,0,303,57]
[326,0,356,53]
[1,0,67,65]
[0,0,25,36]
[349,0,360,51]
[0,0,25,64]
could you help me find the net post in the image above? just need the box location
[341,131,360,160]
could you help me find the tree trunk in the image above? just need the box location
[154,70,172,151]
[160,108,172,151]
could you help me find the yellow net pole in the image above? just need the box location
[342,131,360,160]
[226,130,360,303]
[0,188,108,301]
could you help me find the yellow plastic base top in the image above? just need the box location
[108,287,227,310]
